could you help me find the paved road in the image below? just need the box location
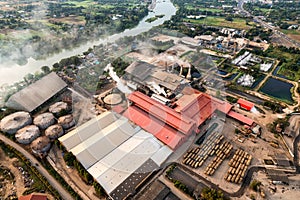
[238,0,300,48]
[0,134,74,200]
[293,130,300,173]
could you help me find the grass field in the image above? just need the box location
[184,16,251,30]
[66,0,96,8]
[186,5,223,12]
[253,6,273,15]
[281,29,300,35]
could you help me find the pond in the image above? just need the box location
[259,77,293,103]
[272,65,288,79]
[250,74,266,89]
[223,73,238,81]
[217,70,228,75]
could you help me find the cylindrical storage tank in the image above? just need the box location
[103,93,123,106]
[15,125,40,144]
[0,112,32,134]
[45,124,64,140]
[49,102,69,117]
[31,136,51,155]
[58,114,75,129]
[33,112,55,129]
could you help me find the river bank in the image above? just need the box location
[0,0,176,86]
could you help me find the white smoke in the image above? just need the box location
[104,63,132,94]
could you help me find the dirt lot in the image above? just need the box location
[178,115,291,194]
[287,34,300,43]
[240,170,300,200]
[0,148,26,198]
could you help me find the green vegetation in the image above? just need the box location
[58,143,107,198]
[184,17,252,30]
[0,0,149,64]
[249,179,262,192]
[146,15,164,23]
[165,164,176,176]
[267,117,290,134]
[226,96,238,104]
[146,17,159,23]
[201,187,229,200]
[245,1,300,29]
[39,159,82,200]
[256,45,300,81]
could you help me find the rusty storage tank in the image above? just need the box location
[33,112,55,129]
[0,112,32,134]
[15,125,40,144]
[58,114,75,129]
[31,136,51,155]
[45,124,64,140]
[49,101,69,117]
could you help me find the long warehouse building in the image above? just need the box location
[59,111,172,200]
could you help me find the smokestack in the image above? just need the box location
[165,61,168,71]
[186,65,192,80]
[179,65,183,76]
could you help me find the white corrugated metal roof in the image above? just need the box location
[59,111,116,150]
[70,118,135,169]
[59,111,174,195]
[151,145,173,166]
[97,137,162,193]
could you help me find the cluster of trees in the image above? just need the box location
[0,0,150,64]
[245,27,272,42]
[263,101,283,113]
[62,150,107,198]
[200,187,229,200]
[245,2,300,25]
[111,57,130,76]
[63,152,93,184]
[249,179,262,192]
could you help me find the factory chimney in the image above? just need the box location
[179,65,183,76]
[186,65,192,80]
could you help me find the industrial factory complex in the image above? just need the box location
[1,32,298,200]
[58,57,257,199]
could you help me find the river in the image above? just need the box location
[0,0,176,86]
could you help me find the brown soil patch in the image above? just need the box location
[49,16,86,25]
[287,34,300,42]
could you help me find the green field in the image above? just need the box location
[281,29,300,35]
[66,0,96,7]
[253,6,273,15]
[186,5,223,12]
[184,16,252,30]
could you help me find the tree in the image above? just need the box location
[225,16,233,22]
[250,180,262,192]
[201,187,229,200]
[41,66,51,74]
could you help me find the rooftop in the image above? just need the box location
[59,111,172,197]
[127,91,196,135]
[6,72,67,112]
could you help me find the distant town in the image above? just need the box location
[0,0,300,200]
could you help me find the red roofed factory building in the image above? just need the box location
[123,89,254,150]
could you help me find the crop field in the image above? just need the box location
[184,17,252,30]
